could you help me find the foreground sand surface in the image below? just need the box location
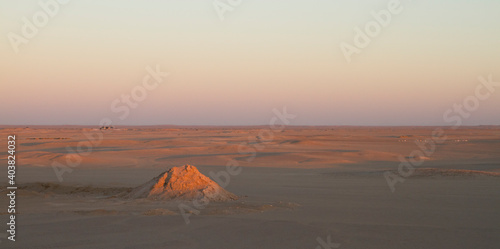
[0,126,499,248]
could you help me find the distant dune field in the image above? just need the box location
[1,126,499,171]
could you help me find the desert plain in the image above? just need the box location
[0,126,499,248]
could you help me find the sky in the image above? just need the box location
[1,0,499,126]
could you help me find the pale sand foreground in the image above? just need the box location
[0,126,499,248]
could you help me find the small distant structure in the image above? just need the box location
[99,125,114,130]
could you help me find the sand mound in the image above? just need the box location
[127,165,238,201]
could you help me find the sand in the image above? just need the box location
[0,126,499,248]
[126,165,238,201]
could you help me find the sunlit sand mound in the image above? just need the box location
[127,165,238,201]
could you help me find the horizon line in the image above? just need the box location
[1,124,499,128]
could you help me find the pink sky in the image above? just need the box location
[1,0,499,125]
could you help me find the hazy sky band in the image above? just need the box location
[1,0,499,125]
